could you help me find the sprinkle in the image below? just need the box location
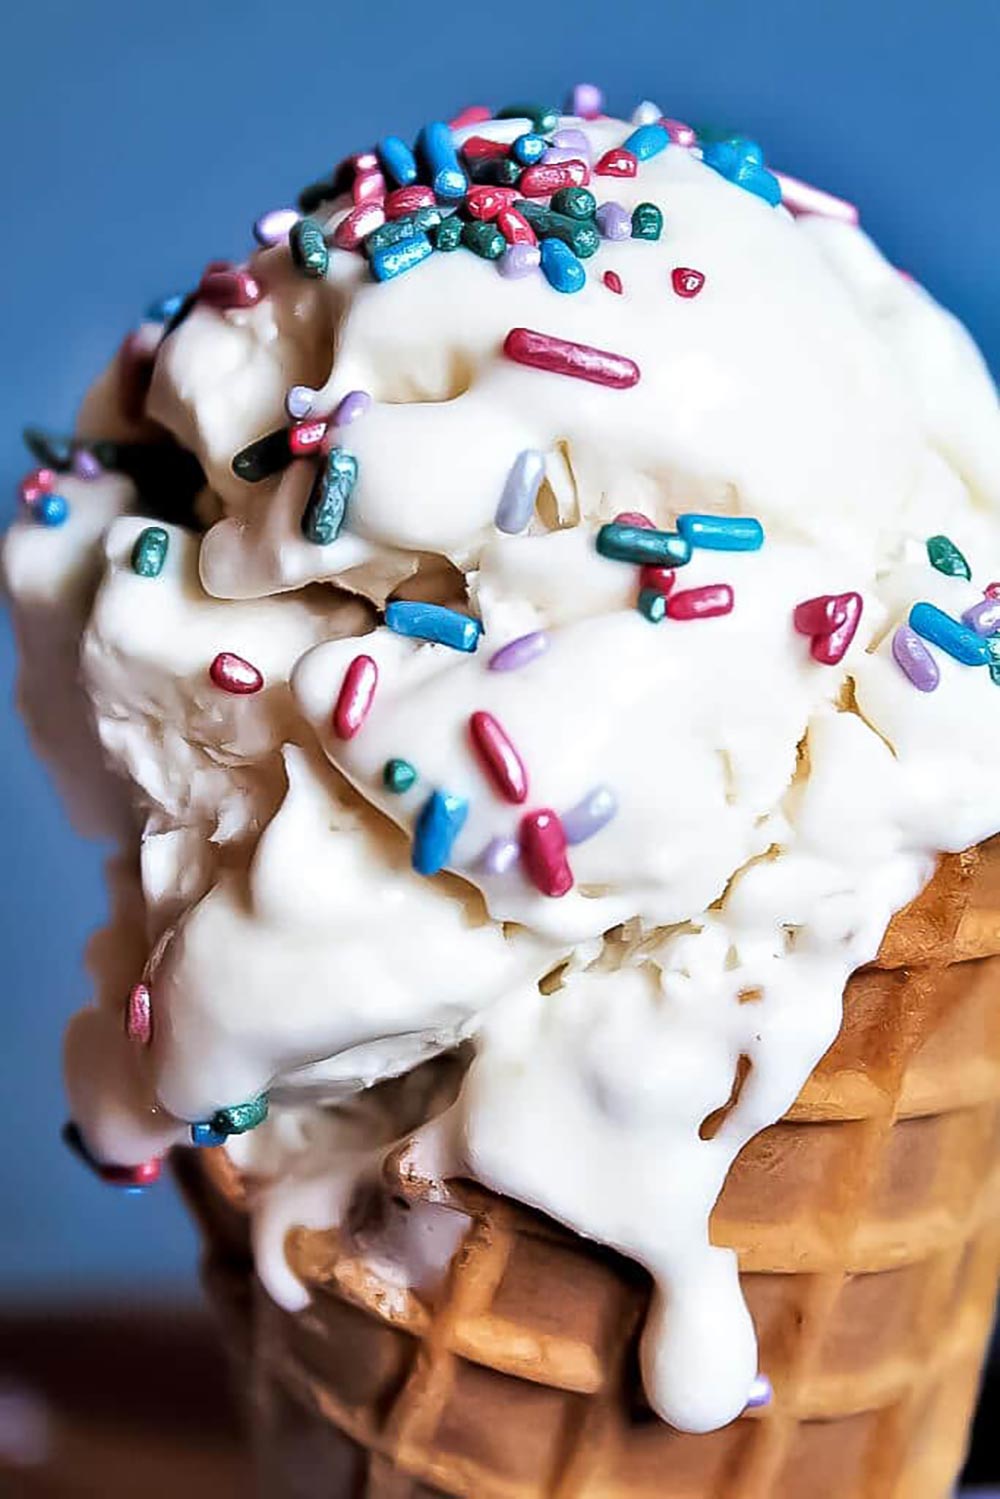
[909,601,989,665]
[678,513,764,551]
[497,103,560,135]
[776,172,859,225]
[145,291,186,323]
[520,161,589,197]
[666,583,734,620]
[631,202,663,240]
[488,631,550,672]
[465,185,517,220]
[638,587,668,622]
[623,122,670,161]
[551,128,591,158]
[595,148,637,178]
[597,523,691,567]
[302,447,358,544]
[462,136,512,162]
[433,214,466,252]
[498,243,542,278]
[479,835,521,876]
[333,654,378,740]
[253,207,299,246]
[386,600,482,652]
[603,270,623,294]
[516,203,599,258]
[353,168,387,206]
[365,215,428,253]
[504,327,641,389]
[377,135,418,187]
[511,133,548,167]
[631,99,663,126]
[191,1123,227,1148]
[288,419,329,456]
[211,1095,269,1137]
[540,237,586,294]
[543,145,592,169]
[467,156,523,187]
[497,207,537,245]
[596,202,632,240]
[672,266,706,298]
[231,427,291,483]
[385,184,436,219]
[23,427,73,471]
[809,593,863,666]
[450,104,493,130]
[333,390,372,427]
[371,232,433,280]
[520,809,573,897]
[963,598,1000,635]
[384,757,418,794]
[71,448,103,481]
[62,1123,162,1189]
[569,83,603,118]
[615,511,654,528]
[662,118,698,147]
[131,525,169,578]
[792,595,850,635]
[286,385,317,420]
[18,467,55,505]
[413,789,469,875]
[639,564,676,595]
[926,533,971,580]
[333,202,386,250]
[209,652,264,694]
[562,785,618,844]
[746,1374,772,1411]
[469,711,529,803]
[416,121,468,200]
[892,624,940,692]
[702,139,782,206]
[496,450,545,533]
[985,582,1000,600]
[289,218,330,279]
[462,220,506,260]
[35,493,68,527]
[125,983,152,1045]
[199,266,262,309]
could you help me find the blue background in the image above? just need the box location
[1,0,998,1301]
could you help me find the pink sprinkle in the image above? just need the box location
[497,207,537,245]
[985,582,1000,600]
[19,468,56,505]
[519,160,590,197]
[603,270,623,295]
[199,267,262,310]
[253,207,300,247]
[614,511,654,529]
[460,135,510,162]
[333,203,386,250]
[504,327,640,389]
[353,151,379,173]
[353,168,387,207]
[288,419,329,456]
[640,564,676,595]
[469,711,529,804]
[450,105,494,131]
[793,595,850,636]
[671,267,706,299]
[666,583,734,621]
[385,184,436,219]
[333,654,378,739]
[71,449,103,481]
[209,652,264,694]
[810,593,862,666]
[595,148,637,179]
[775,172,859,225]
[661,118,697,147]
[520,809,573,898]
[466,185,518,221]
[125,983,152,1046]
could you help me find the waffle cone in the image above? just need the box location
[175,837,1000,1499]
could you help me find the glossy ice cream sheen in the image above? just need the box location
[7,110,1000,1434]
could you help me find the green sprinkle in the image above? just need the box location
[290,217,330,278]
[516,202,600,258]
[383,757,418,794]
[462,220,506,260]
[302,447,358,545]
[433,214,465,252]
[632,202,664,241]
[130,525,169,578]
[466,156,523,187]
[210,1094,269,1137]
[597,522,691,567]
[638,587,667,623]
[550,187,597,221]
[298,174,339,213]
[497,102,560,135]
[926,534,971,580]
[365,213,442,256]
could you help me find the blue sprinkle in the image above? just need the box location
[539,237,586,294]
[145,292,185,323]
[377,135,418,187]
[496,450,545,533]
[678,514,765,551]
[36,493,69,527]
[370,233,433,282]
[703,138,780,206]
[416,121,468,200]
[622,122,670,161]
[909,602,990,666]
[413,789,469,875]
[512,133,547,166]
[386,600,482,652]
[190,1122,228,1148]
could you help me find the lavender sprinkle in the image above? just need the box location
[562,785,618,844]
[488,630,550,672]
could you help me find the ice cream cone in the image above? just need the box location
[175,837,1000,1499]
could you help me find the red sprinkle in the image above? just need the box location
[497,207,537,245]
[200,267,262,309]
[504,327,640,389]
[466,185,518,221]
[661,118,698,148]
[209,652,264,695]
[125,983,152,1046]
[333,203,386,250]
[333,654,378,740]
[671,267,706,299]
[353,169,387,207]
[469,710,529,804]
[450,105,494,131]
[810,592,862,666]
[519,160,590,197]
[460,134,511,161]
[640,565,676,595]
[595,148,638,178]
[101,1158,162,1187]
[288,419,329,456]
[667,584,734,621]
[118,331,156,424]
[793,595,850,636]
[602,270,623,295]
[985,582,1000,600]
[19,467,56,505]
[385,184,435,219]
[615,511,654,528]
[520,809,573,897]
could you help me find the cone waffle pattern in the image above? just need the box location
[176,839,1000,1499]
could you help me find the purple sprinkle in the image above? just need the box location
[542,145,588,168]
[746,1374,772,1410]
[479,835,520,876]
[496,450,545,534]
[286,385,317,420]
[562,785,618,845]
[570,83,603,119]
[595,202,632,241]
[71,448,103,481]
[961,597,1000,636]
[254,207,300,247]
[550,128,591,158]
[333,389,372,428]
[488,630,550,672]
[498,243,541,279]
[892,624,940,692]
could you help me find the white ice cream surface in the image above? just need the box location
[7,112,1000,1435]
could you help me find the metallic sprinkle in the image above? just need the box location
[479,835,521,876]
[776,173,859,225]
[385,601,482,652]
[793,595,850,636]
[413,789,469,875]
[639,564,676,596]
[466,185,518,221]
[497,103,560,135]
[468,710,529,803]
[253,207,299,246]
[450,104,492,130]
[131,525,169,578]
[515,202,599,257]
[496,450,545,533]
[631,201,663,240]
[504,327,641,389]
[36,493,68,527]
[603,270,623,294]
[550,186,596,219]
[678,513,764,551]
[333,202,386,250]
[892,624,940,692]
[746,1374,773,1410]
[926,534,971,580]
[551,127,591,157]
[385,184,436,218]
[18,467,55,504]
[539,237,586,293]
[562,785,618,845]
[519,161,590,197]
[596,523,691,567]
[433,214,465,252]
[672,267,706,298]
[289,217,330,278]
[962,597,1000,635]
[333,654,378,740]
[462,136,513,162]
[302,447,358,545]
[594,148,638,178]
[663,118,698,147]
[199,265,262,308]
[232,427,291,483]
[211,1095,269,1136]
[638,587,668,622]
[520,808,573,897]
[125,983,152,1045]
[145,291,186,323]
[377,135,419,188]
[462,219,506,260]
[595,202,632,240]
[416,121,468,200]
[569,83,603,119]
[370,232,433,280]
[383,758,418,794]
[209,652,264,695]
[288,418,329,456]
[286,385,317,420]
[190,1123,227,1148]
[810,592,863,666]
[909,601,989,665]
[333,390,372,427]
[623,122,670,160]
[488,631,550,672]
[63,1122,162,1189]
[666,583,734,620]
[71,448,103,481]
[497,207,537,246]
[511,133,547,167]
[498,243,541,278]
